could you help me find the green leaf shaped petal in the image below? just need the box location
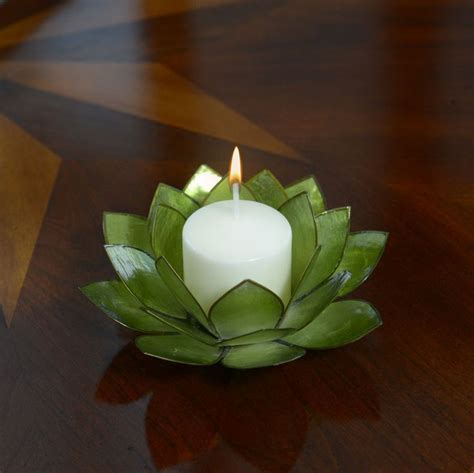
[246,169,288,208]
[222,342,305,369]
[284,300,382,349]
[105,245,187,319]
[285,175,326,215]
[183,164,222,204]
[279,271,351,330]
[151,205,185,276]
[293,207,351,297]
[293,246,320,295]
[136,334,223,365]
[145,308,217,345]
[155,257,216,335]
[80,280,174,333]
[218,328,295,347]
[148,184,199,227]
[103,212,153,256]
[202,175,255,205]
[336,231,388,297]
[279,193,317,289]
[209,280,283,340]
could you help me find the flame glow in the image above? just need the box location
[229,146,242,186]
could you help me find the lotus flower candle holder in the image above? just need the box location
[81,165,388,369]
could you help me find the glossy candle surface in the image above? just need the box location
[183,200,292,314]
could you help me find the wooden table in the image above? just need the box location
[1,1,473,471]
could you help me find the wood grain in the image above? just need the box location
[0,61,299,159]
[0,0,473,472]
[0,0,240,48]
[0,115,59,325]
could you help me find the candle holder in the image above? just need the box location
[81,165,388,369]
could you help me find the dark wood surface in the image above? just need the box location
[1,1,473,472]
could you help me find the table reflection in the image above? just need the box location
[96,342,379,472]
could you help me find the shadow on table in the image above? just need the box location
[95,342,380,472]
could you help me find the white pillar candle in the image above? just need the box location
[182,199,292,313]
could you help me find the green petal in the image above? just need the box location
[202,175,255,205]
[336,231,388,296]
[151,205,185,277]
[183,164,222,204]
[145,308,217,345]
[279,193,317,289]
[221,342,305,369]
[218,328,295,347]
[279,271,351,330]
[136,334,223,365]
[155,257,216,335]
[103,212,153,256]
[294,207,351,297]
[148,184,199,227]
[285,175,326,215]
[105,245,186,318]
[209,280,283,340]
[246,169,288,208]
[284,300,382,349]
[80,280,174,333]
[290,245,320,296]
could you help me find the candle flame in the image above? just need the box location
[229,146,242,186]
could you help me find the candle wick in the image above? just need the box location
[232,183,240,219]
